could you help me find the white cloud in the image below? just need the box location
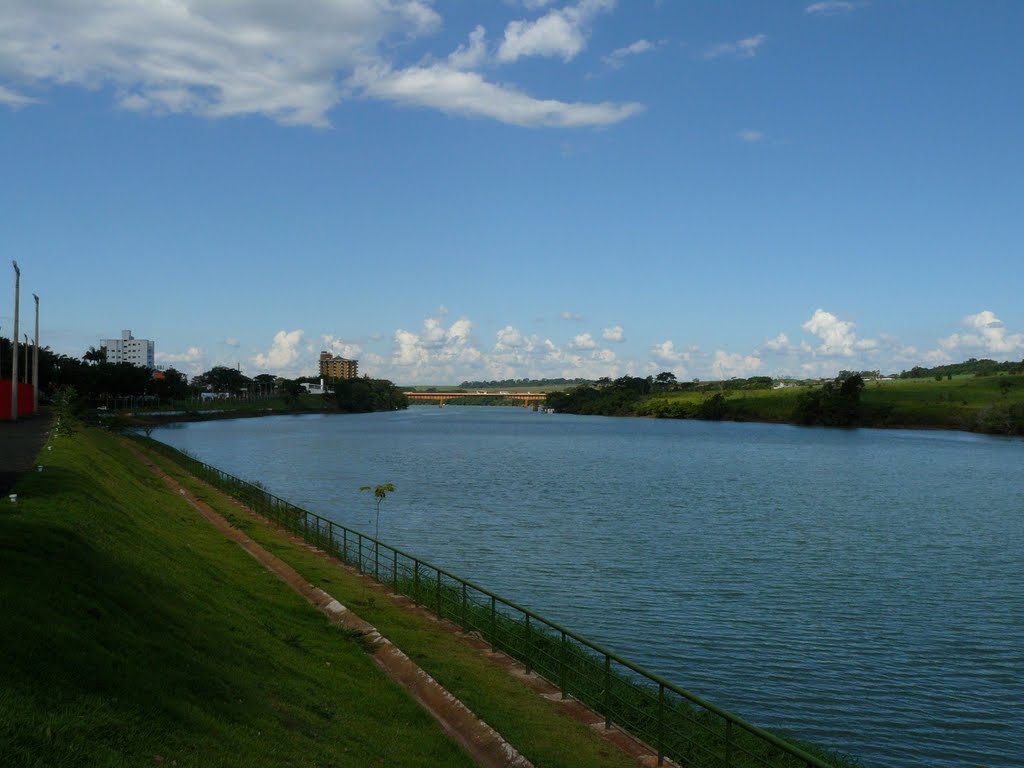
[737,129,764,142]
[0,0,441,127]
[0,84,38,107]
[651,340,690,364]
[805,2,859,16]
[602,39,654,68]
[602,325,625,343]
[321,334,362,360]
[224,337,240,348]
[155,346,207,376]
[448,25,488,71]
[762,333,791,352]
[560,311,584,321]
[544,344,620,380]
[156,346,204,366]
[648,340,689,378]
[251,329,306,373]
[389,311,482,382]
[353,61,642,128]
[0,0,640,129]
[486,326,544,379]
[801,308,870,357]
[571,332,598,350]
[498,0,615,63]
[703,34,767,61]
[495,325,527,348]
[712,350,762,379]
[936,310,1024,357]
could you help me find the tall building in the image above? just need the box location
[102,330,155,368]
[319,351,358,380]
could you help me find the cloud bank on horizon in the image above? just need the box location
[152,308,1024,384]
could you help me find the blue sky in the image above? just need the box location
[2,1,1022,384]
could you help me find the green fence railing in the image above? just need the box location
[143,438,848,768]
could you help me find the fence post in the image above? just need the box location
[657,684,665,766]
[490,595,497,651]
[357,534,363,572]
[343,528,348,564]
[328,521,334,556]
[560,631,567,699]
[525,614,532,674]
[392,549,398,593]
[604,655,611,729]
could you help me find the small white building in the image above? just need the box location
[102,329,155,368]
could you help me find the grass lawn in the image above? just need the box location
[1,425,639,768]
[0,427,475,768]
[143,441,641,768]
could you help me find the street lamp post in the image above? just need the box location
[32,294,39,413]
[10,261,20,421]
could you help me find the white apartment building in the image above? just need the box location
[102,330,155,368]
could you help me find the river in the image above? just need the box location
[152,406,1023,768]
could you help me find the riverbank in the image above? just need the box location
[554,375,1024,435]
[0,425,643,768]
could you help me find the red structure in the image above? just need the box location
[0,380,34,419]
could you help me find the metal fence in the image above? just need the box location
[144,438,845,768]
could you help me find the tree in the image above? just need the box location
[359,483,395,542]
[794,373,864,426]
[83,346,105,365]
[655,371,677,390]
[153,368,189,401]
[279,379,304,409]
[334,377,408,413]
[199,366,250,394]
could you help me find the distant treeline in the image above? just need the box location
[898,358,1024,379]
[545,374,781,417]
[458,377,594,388]
[547,369,1024,435]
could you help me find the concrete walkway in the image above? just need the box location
[0,409,52,495]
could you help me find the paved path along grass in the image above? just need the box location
[132,442,536,768]
[0,408,52,494]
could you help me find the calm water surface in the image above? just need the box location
[154,407,1023,768]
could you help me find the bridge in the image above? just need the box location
[404,391,548,407]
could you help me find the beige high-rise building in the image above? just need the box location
[319,351,359,380]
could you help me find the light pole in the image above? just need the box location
[32,294,39,413]
[10,260,20,421]
[23,335,28,383]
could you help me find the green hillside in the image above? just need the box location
[0,427,636,768]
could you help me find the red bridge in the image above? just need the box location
[404,391,548,407]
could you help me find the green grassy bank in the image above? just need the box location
[593,375,1024,434]
[145,442,856,768]
[0,427,637,768]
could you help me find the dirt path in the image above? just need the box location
[132,445,534,768]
